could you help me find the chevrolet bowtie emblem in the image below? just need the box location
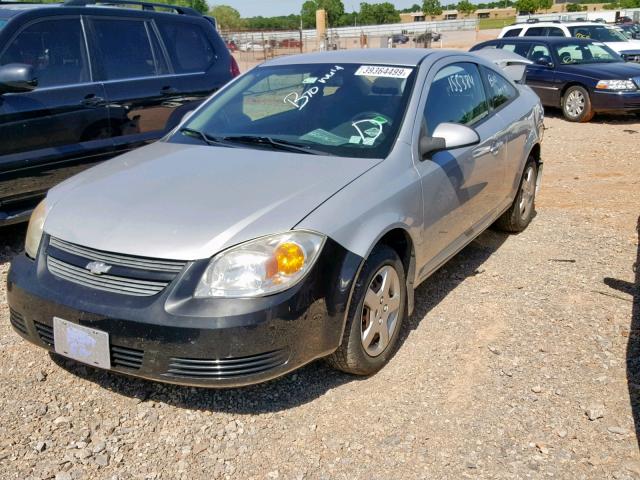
[85,261,112,275]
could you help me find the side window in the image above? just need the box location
[503,28,522,38]
[424,62,489,136]
[528,44,551,62]
[91,18,160,80]
[0,18,89,88]
[502,42,532,57]
[482,66,518,110]
[524,27,547,37]
[156,21,215,73]
[547,27,565,37]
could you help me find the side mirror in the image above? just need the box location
[535,56,554,68]
[0,63,37,94]
[419,122,480,159]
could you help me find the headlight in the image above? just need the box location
[25,199,47,259]
[195,231,325,298]
[595,79,637,91]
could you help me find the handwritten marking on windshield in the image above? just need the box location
[352,119,384,144]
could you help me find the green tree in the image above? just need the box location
[359,2,401,25]
[209,5,244,30]
[422,0,443,18]
[300,0,346,28]
[565,1,582,10]
[515,0,540,13]
[457,0,477,15]
[537,0,553,11]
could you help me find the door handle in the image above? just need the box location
[490,141,503,156]
[81,94,105,107]
[160,86,178,96]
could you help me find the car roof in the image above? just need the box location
[505,21,612,28]
[488,36,595,45]
[263,48,443,67]
[0,1,200,19]
[0,2,59,18]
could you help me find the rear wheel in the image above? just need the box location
[562,85,594,123]
[326,245,406,375]
[495,158,538,233]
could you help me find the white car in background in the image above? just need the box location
[499,22,640,62]
[239,42,272,52]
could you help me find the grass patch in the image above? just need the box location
[478,16,516,30]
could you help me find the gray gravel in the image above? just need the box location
[0,115,639,479]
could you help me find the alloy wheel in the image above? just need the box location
[518,165,536,219]
[361,265,401,357]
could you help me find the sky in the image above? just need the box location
[225,0,421,18]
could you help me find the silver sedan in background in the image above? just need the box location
[8,49,544,387]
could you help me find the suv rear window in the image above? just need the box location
[91,18,161,80]
[524,27,547,37]
[503,28,522,37]
[157,21,215,73]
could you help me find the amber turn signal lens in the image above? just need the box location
[275,242,306,275]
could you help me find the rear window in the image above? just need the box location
[503,28,522,38]
[91,18,163,80]
[524,27,547,37]
[157,21,215,73]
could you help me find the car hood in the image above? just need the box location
[561,61,640,79]
[605,40,640,52]
[45,142,379,261]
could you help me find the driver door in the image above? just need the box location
[524,43,560,106]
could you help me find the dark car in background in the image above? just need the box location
[471,37,640,122]
[0,0,239,226]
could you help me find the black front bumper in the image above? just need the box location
[7,237,362,387]
[591,90,640,113]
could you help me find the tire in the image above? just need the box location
[495,158,538,233]
[326,245,406,375]
[562,85,594,123]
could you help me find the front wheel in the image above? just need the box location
[495,158,538,233]
[562,85,594,123]
[326,245,406,376]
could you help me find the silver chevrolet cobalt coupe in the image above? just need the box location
[8,49,543,387]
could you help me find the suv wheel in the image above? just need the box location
[326,245,406,376]
[562,85,594,122]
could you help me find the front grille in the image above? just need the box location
[111,345,144,370]
[47,237,187,297]
[34,321,54,346]
[165,349,289,379]
[9,309,28,336]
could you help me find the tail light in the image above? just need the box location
[230,56,240,78]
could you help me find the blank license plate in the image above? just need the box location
[53,317,111,369]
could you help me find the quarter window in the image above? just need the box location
[547,27,565,37]
[0,18,89,88]
[424,62,489,135]
[482,67,517,110]
[503,28,522,37]
[91,18,160,80]
[157,21,215,73]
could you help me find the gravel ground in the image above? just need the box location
[1,112,639,480]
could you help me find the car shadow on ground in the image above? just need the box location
[0,223,26,267]
[604,215,640,449]
[48,227,511,413]
[544,108,640,126]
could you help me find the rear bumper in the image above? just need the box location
[7,237,362,387]
[591,90,640,113]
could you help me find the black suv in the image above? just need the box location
[0,0,239,225]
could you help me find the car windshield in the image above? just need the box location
[555,42,622,64]
[176,63,417,159]
[568,25,629,42]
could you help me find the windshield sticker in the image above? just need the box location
[447,73,475,93]
[355,65,413,78]
[352,119,384,144]
[303,77,318,84]
[300,129,348,146]
[284,87,319,111]
[373,115,388,125]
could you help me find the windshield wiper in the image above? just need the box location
[179,128,230,147]
[221,136,331,156]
